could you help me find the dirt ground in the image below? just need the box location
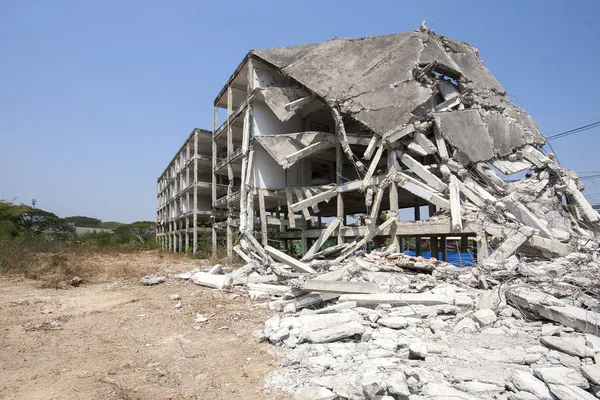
[0,252,290,399]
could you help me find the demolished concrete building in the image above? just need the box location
[207,26,598,268]
[162,26,600,400]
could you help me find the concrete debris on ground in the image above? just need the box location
[172,245,600,399]
[139,275,166,286]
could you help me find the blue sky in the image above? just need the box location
[1,0,599,222]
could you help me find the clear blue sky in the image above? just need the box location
[1,0,599,223]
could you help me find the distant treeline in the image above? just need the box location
[0,201,155,249]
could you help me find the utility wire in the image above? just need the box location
[546,119,600,141]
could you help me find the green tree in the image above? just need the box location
[63,216,102,227]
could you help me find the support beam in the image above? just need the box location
[433,127,449,161]
[286,189,296,229]
[415,236,422,256]
[399,152,447,192]
[293,188,312,220]
[258,189,268,246]
[332,106,365,172]
[413,132,437,154]
[302,217,342,261]
[362,144,384,189]
[336,143,344,244]
[291,188,337,213]
[264,245,317,274]
[286,140,335,166]
[297,280,379,294]
[382,124,415,144]
[449,175,462,231]
[363,136,380,160]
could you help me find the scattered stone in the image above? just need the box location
[453,317,478,333]
[195,314,208,323]
[139,275,166,285]
[378,316,408,329]
[472,309,497,326]
[50,321,61,328]
[170,294,181,300]
[69,276,83,287]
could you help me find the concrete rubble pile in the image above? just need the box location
[184,26,600,399]
[177,244,599,399]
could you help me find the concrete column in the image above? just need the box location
[211,106,218,257]
[399,236,405,253]
[336,143,344,244]
[415,236,422,257]
[440,236,448,262]
[193,130,198,254]
[430,236,439,260]
[428,204,436,218]
[460,235,469,253]
[414,206,421,221]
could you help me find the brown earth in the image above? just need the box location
[0,252,290,400]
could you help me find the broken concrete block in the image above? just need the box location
[472,309,497,326]
[547,384,597,400]
[533,366,589,389]
[453,317,478,333]
[208,264,222,274]
[507,391,540,400]
[581,364,600,386]
[297,279,379,294]
[506,288,600,334]
[305,321,365,343]
[269,327,290,344]
[293,385,336,400]
[454,381,504,397]
[540,336,596,358]
[585,334,600,352]
[421,383,483,400]
[191,272,232,289]
[338,292,452,307]
[139,275,166,285]
[361,373,386,399]
[378,316,409,329]
[508,369,553,400]
[383,370,409,397]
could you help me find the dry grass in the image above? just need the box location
[0,240,211,288]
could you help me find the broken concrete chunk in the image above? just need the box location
[540,336,596,358]
[508,369,553,400]
[506,288,600,334]
[191,272,232,289]
[338,292,452,307]
[378,316,409,329]
[305,321,365,344]
[581,364,600,386]
[547,384,597,400]
[421,383,484,400]
[293,385,336,400]
[139,275,166,285]
[533,366,589,389]
[472,309,497,326]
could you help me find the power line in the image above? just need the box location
[580,174,600,181]
[546,119,600,141]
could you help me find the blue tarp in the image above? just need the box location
[403,250,476,267]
